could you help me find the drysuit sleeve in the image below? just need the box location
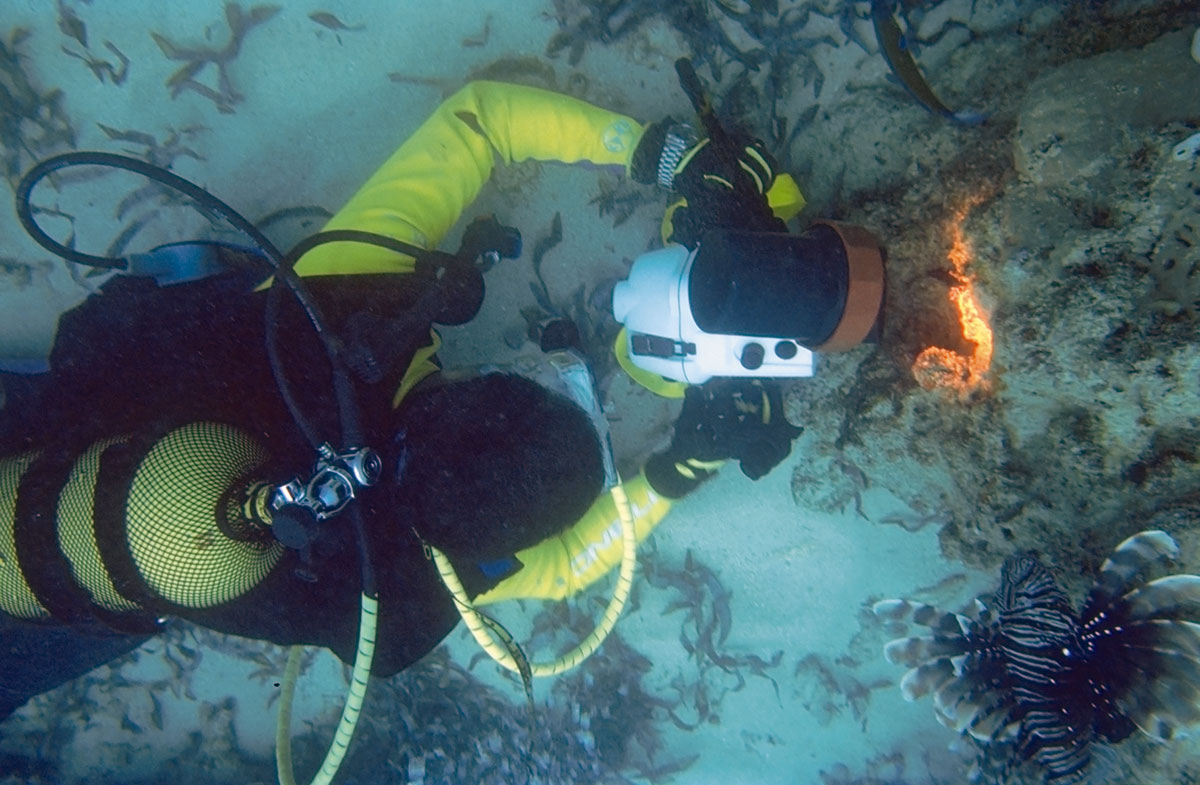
[473,471,672,604]
[294,81,645,277]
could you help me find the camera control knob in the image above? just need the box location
[740,342,765,371]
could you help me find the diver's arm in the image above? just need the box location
[473,471,671,604]
[295,81,644,277]
[475,380,802,604]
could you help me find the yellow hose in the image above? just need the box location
[430,480,638,677]
[275,480,637,784]
[276,593,379,785]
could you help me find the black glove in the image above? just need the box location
[645,379,802,498]
[632,119,777,194]
[671,135,777,200]
[632,119,784,246]
[457,214,522,273]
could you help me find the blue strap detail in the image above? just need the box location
[123,241,264,286]
[477,557,519,579]
[0,358,49,374]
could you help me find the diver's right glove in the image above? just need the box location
[645,378,802,498]
[457,213,522,273]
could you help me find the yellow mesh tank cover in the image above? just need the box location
[125,422,284,608]
[57,436,142,614]
[0,451,50,620]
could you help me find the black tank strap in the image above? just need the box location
[93,437,166,613]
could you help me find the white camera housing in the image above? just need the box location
[611,223,885,387]
[612,244,815,385]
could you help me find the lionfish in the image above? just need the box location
[874,530,1200,781]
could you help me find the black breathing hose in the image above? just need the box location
[15,152,351,452]
[271,229,445,449]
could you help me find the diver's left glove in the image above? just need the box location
[632,119,776,194]
[645,379,802,498]
[631,119,784,245]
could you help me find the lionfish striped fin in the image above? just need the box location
[964,690,1020,742]
[900,658,957,701]
[1115,618,1200,659]
[933,665,1008,733]
[1091,530,1179,604]
[1116,661,1200,741]
[1134,646,1200,682]
[1121,575,1200,620]
[1128,649,1200,721]
[884,635,969,666]
[1153,670,1200,728]
[931,667,974,721]
[873,599,971,635]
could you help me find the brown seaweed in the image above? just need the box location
[793,653,892,731]
[386,72,449,89]
[61,40,129,84]
[81,124,209,256]
[98,122,207,169]
[543,1,854,169]
[323,632,682,784]
[0,28,76,184]
[589,173,655,227]
[308,11,364,32]
[150,3,281,114]
[546,0,764,74]
[514,211,622,386]
[643,547,785,732]
[94,123,208,227]
[388,53,563,98]
[529,211,563,314]
[466,54,558,89]
[462,15,492,48]
[96,123,157,148]
[56,0,87,48]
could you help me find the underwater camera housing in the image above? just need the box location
[612,222,884,385]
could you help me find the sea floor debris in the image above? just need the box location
[150,3,281,114]
[0,28,76,185]
[302,636,686,785]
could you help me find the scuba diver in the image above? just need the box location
[0,70,881,768]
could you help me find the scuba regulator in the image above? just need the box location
[268,443,383,567]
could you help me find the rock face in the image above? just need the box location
[789,24,1200,594]
[1013,29,1200,190]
